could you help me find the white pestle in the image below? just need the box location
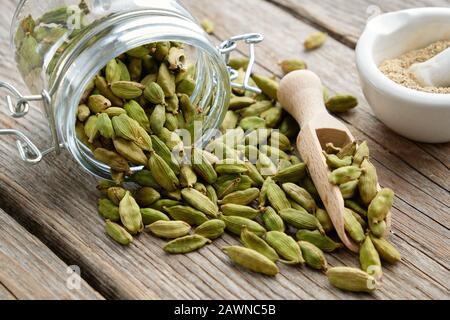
[408,47,450,88]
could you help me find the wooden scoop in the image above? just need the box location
[278,70,391,252]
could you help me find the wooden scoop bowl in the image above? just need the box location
[278,70,391,252]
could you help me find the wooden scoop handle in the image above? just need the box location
[276,70,330,127]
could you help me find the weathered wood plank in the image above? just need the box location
[267,0,450,46]
[0,209,102,300]
[266,0,450,166]
[0,0,448,300]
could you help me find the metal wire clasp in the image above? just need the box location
[0,81,61,164]
[219,33,264,94]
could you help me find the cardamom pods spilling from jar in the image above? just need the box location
[18,5,398,291]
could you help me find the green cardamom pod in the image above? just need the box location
[130,170,160,189]
[241,226,279,262]
[150,199,183,211]
[193,182,207,195]
[221,204,261,220]
[359,159,378,205]
[258,177,272,208]
[220,214,266,236]
[279,208,324,234]
[261,106,283,128]
[153,42,171,62]
[140,208,170,225]
[220,111,239,132]
[279,115,300,139]
[343,208,365,243]
[179,93,196,124]
[239,100,272,118]
[94,148,130,174]
[369,235,401,264]
[150,135,180,175]
[124,100,150,132]
[304,32,327,51]
[252,74,279,100]
[164,205,208,226]
[107,187,127,205]
[191,148,218,184]
[77,104,91,122]
[110,81,144,99]
[98,198,120,222]
[218,188,260,206]
[270,131,293,152]
[119,191,144,234]
[337,141,357,159]
[167,47,186,71]
[360,235,383,279]
[177,78,196,96]
[273,163,307,184]
[128,58,143,82]
[266,182,291,212]
[339,180,359,199]
[84,115,99,143]
[181,188,218,218]
[164,235,211,254]
[328,166,363,185]
[325,95,358,113]
[146,220,191,239]
[222,246,279,276]
[127,46,150,58]
[369,219,387,238]
[157,62,176,97]
[323,152,353,169]
[215,160,248,175]
[103,107,127,118]
[228,57,249,71]
[279,59,307,74]
[105,220,133,246]
[243,161,265,187]
[134,187,161,207]
[368,188,394,224]
[180,165,198,188]
[282,183,317,213]
[265,231,304,265]
[344,200,367,217]
[298,241,328,271]
[195,219,226,240]
[144,82,166,105]
[117,59,131,81]
[353,141,370,166]
[314,208,334,233]
[239,116,266,131]
[229,96,255,111]
[106,59,121,84]
[88,94,111,114]
[261,206,285,232]
[148,151,180,192]
[112,138,147,166]
[296,230,343,253]
[95,75,123,107]
[200,18,214,34]
[205,185,218,206]
[327,267,377,293]
[164,112,178,131]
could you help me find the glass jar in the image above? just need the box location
[1,0,262,179]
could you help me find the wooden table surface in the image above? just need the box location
[0,0,449,300]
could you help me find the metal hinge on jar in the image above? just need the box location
[0,82,61,164]
[219,33,264,94]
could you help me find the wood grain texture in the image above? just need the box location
[0,209,102,300]
[267,0,450,46]
[0,0,448,300]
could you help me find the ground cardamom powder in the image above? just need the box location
[379,40,450,94]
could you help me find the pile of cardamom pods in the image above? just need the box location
[15,4,401,293]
